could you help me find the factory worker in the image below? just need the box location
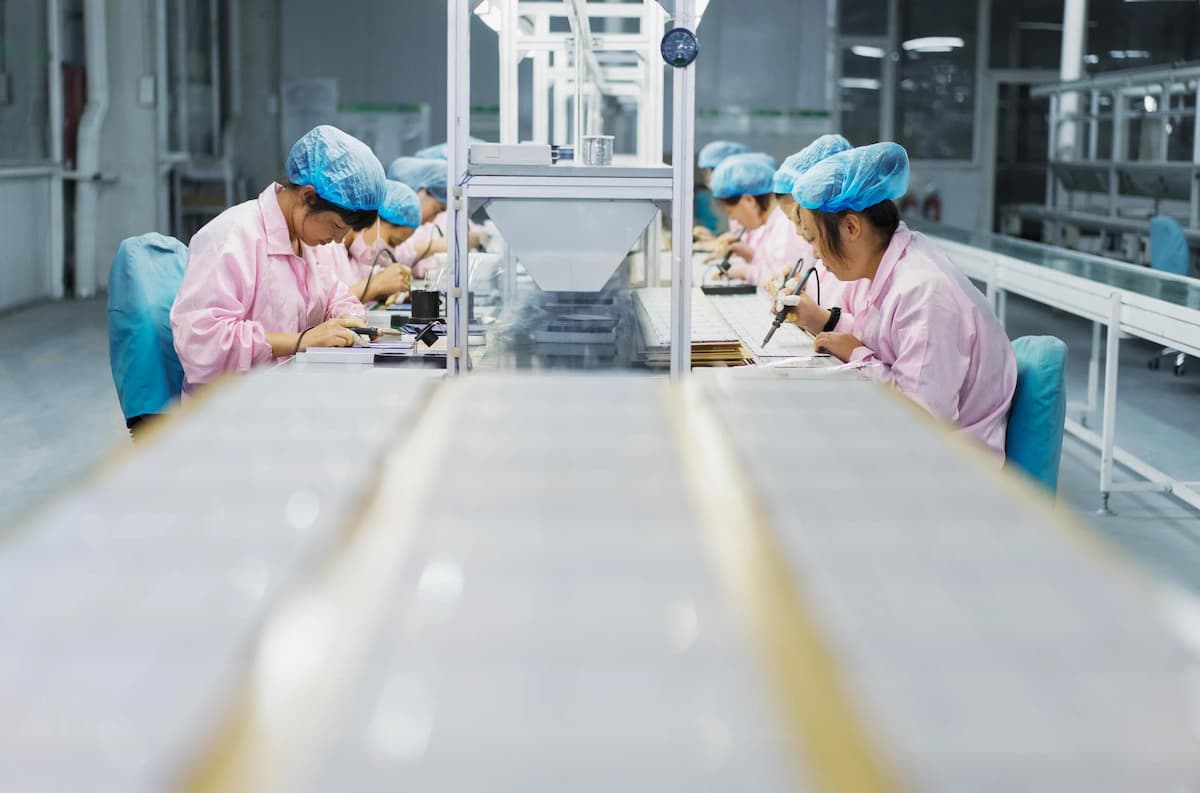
[386,156,432,189]
[708,153,806,287]
[171,125,383,389]
[394,159,485,276]
[788,141,1017,458]
[772,134,863,316]
[334,180,422,304]
[695,140,750,241]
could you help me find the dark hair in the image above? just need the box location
[812,199,900,259]
[715,193,773,213]
[281,179,377,231]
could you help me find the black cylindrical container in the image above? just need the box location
[411,289,442,322]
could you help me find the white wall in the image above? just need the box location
[0,175,54,310]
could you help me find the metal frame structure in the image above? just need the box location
[1026,61,1200,249]
[928,228,1200,514]
[447,0,697,377]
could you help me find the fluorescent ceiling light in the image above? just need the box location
[902,36,964,52]
[850,45,886,59]
[839,78,881,90]
[1084,53,1100,64]
[1108,49,1152,59]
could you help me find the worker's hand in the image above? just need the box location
[693,225,714,242]
[300,317,363,351]
[382,289,408,308]
[367,264,412,302]
[468,229,487,249]
[728,241,754,262]
[776,290,831,335]
[726,262,751,281]
[812,332,863,363]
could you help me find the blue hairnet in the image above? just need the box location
[772,134,852,194]
[792,142,909,213]
[286,125,385,212]
[698,140,750,170]
[710,153,777,199]
[379,180,422,229]
[412,159,449,205]
[386,156,431,188]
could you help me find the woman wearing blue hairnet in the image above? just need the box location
[333,180,423,305]
[694,140,749,243]
[772,134,865,318]
[707,153,806,286]
[393,159,487,277]
[170,125,384,389]
[783,142,1017,459]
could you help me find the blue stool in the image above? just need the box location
[1005,336,1068,495]
[107,233,189,437]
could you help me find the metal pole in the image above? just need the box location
[1191,81,1200,229]
[1084,319,1101,427]
[46,0,65,299]
[1099,292,1121,514]
[1056,0,1087,161]
[446,0,471,376]
[669,0,696,379]
[574,32,583,151]
[499,0,518,144]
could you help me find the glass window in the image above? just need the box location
[990,0,1062,70]
[895,0,977,160]
[839,0,888,37]
[0,3,49,163]
[840,47,883,146]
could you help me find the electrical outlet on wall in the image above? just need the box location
[138,75,156,107]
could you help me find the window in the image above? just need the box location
[840,46,884,146]
[895,0,978,160]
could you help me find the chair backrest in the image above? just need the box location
[107,233,189,422]
[1005,335,1068,495]
[1149,215,1190,276]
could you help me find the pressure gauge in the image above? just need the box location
[660,27,699,68]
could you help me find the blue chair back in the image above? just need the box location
[1005,336,1068,495]
[107,233,188,423]
[1149,215,1190,276]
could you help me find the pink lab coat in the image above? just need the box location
[395,212,447,276]
[740,206,811,287]
[845,222,1016,459]
[171,183,366,389]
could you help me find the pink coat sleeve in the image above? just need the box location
[394,223,436,271]
[323,271,368,323]
[850,290,973,424]
[170,244,273,385]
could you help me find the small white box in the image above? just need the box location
[469,142,552,166]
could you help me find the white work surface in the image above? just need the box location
[3,371,1199,791]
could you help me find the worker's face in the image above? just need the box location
[778,193,797,219]
[292,185,352,245]
[796,207,837,272]
[726,194,767,231]
[383,221,417,247]
[418,189,445,224]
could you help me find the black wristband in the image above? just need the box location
[822,307,842,333]
[294,326,314,356]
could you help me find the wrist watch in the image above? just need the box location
[821,307,842,333]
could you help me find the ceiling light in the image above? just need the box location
[850,45,885,59]
[839,78,881,90]
[902,36,964,52]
